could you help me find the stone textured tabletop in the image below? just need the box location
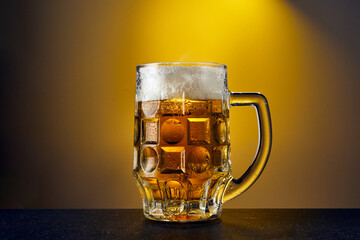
[0,209,359,239]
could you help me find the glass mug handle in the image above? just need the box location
[223,92,272,203]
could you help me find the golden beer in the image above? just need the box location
[133,99,231,221]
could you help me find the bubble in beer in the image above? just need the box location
[187,118,210,144]
[185,100,210,115]
[161,147,185,173]
[211,100,223,115]
[188,147,210,173]
[141,147,159,173]
[160,100,184,115]
[161,118,184,144]
[142,118,159,144]
[213,118,227,144]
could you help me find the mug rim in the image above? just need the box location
[137,62,227,69]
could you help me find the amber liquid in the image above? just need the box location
[133,99,231,220]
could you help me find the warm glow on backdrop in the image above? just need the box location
[1,0,359,208]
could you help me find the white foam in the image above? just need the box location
[136,65,226,101]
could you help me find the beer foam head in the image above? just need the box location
[136,63,227,101]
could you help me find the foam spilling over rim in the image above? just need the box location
[136,65,227,101]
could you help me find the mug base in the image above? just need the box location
[142,200,222,222]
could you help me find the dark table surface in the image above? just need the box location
[0,209,359,240]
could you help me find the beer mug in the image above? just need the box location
[133,62,272,222]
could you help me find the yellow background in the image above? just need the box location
[1,0,359,208]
